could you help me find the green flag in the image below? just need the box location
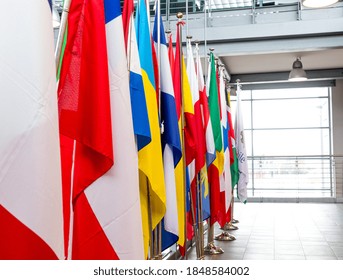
[208,53,222,152]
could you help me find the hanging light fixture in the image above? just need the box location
[302,0,339,8]
[288,57,308,81]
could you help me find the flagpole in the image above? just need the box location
[194,40,205,260]
[204,1,207,76]
[54,0,71,73]
[146,179,154,260]
[66,140,77,259]
[154,0,163,260]
[166,0,170,30]
[54,0,73,259]
[215,75,236,241]
[186,35,201,260]
[203,49,223,255]
[228,81,239,226]
[231,79,242,225]
[186,0,189,36]
[222,79,243,232]
[177,12,189,259]
[195,171,205,258]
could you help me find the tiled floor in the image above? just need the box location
[187,203,343,260]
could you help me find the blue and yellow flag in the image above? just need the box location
[135,0,166,257]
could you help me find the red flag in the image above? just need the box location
[168,34,175,77]
[151,39,160,109]
[58,0,116,259]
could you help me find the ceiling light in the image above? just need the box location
[288,57,308,81]
[302,0,339,8]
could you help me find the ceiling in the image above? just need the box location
[220,48,343,75]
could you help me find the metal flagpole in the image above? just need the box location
[194,40,205,260]
[215,75,236,241]
[54,0,72,73]
[155,0,163,260]
[53,0,73,259]
[146,179,155,259]
[204,0,207,76]
[177,12,189,259]
[197,174,205,259]
[231,79,242,225]
[186,0,189,36]
[222,79,242,232]
[186,36,201,260]
[203,49,223,255]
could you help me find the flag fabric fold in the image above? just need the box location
[153,13,182,251]
[195,47,211,221]
[90,0,144,259]
[172,25,186,254]
[122,0,151,151]
[218,67,232,226]
[181,39,198,242]
[235,87,249,203]
[207,53,223,226]
[58,0,117,259]
[227,89,239,188]
[0,1,64,260]
[135,0,167,257]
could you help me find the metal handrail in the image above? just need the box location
[246,155,343,197]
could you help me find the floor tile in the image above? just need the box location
[302,245,335,256]
[243,253,274,260]
[305,255,338,260]
[301,241,328,246]
[245,246,274,255]
[330,246,343,257]
[275,254,305,260]
[324,234,343,242]
[210,252,245,260]
[275,244,304,255]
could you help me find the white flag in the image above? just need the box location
[235,86,249,203]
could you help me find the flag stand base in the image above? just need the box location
[204,242,224,255]
[221,222,239,231]
[214,231,236,241]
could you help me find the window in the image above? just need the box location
[231,87,333,198]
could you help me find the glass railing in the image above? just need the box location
[247,155,343,198]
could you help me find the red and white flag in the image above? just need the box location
[58,0,116,259]
[0,1,64,259]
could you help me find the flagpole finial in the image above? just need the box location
[236,79,242,90]
[165,29,171,35]
[186,35,192,40]
[194,40,200,44]
[209,48,215,52]
[177,12,183,19]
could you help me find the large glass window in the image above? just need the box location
[231,87,332,198]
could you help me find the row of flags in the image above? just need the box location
[0,0,248,260]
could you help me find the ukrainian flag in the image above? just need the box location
[135,0,166,257]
